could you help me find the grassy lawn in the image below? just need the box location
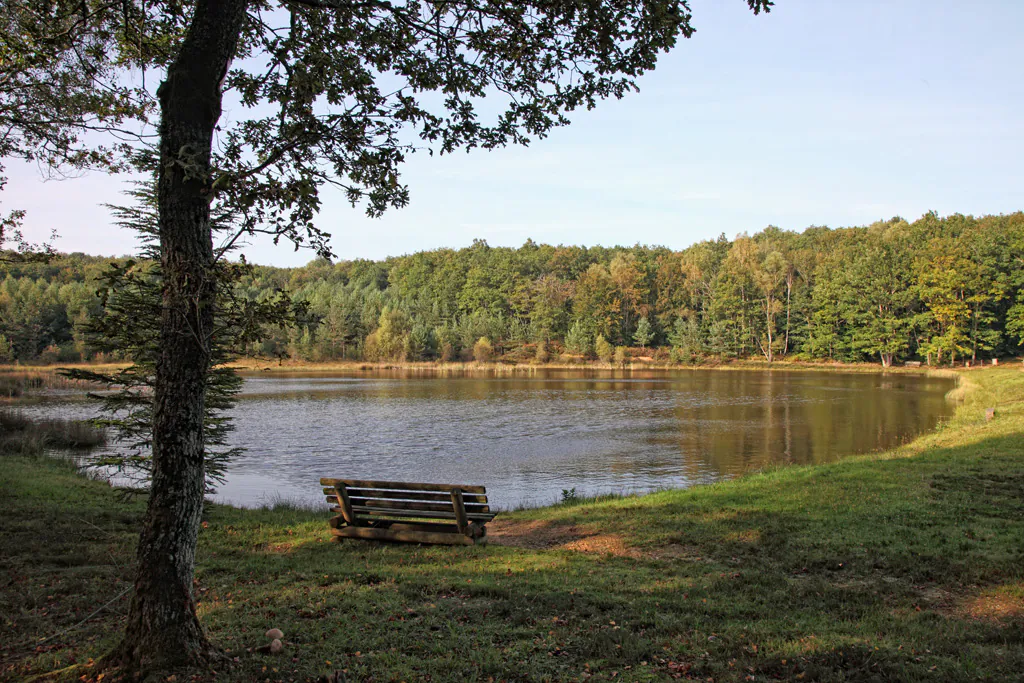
[2,367,1023,682]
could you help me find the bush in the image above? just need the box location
[535,340,550,363]
[473,337,493,362]
[0,409,107,456]
[0,335,14,363]
[405,324,437,361]
[38,345,62,365]
[613,346,627,366]
[595,335,614,362]
[565,321,592,357]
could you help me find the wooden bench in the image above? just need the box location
[320,478,496,546]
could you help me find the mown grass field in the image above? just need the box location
[2,367,1023,682]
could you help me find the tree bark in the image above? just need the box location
[110,0,247,673]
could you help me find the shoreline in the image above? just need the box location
[3,357,1014,381]
[228,357,1010,376]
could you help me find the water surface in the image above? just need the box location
[20,368,954,509]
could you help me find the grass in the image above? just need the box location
[0,366,117,399]
[0,409,107,455]
[1,367,1023,681]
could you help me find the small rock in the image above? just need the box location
[269,638,284,654]
[265,628,284,640]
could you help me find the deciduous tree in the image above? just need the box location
[2,0,774,673]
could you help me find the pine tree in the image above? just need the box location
[633,316,653,349]
[565,321,592,357]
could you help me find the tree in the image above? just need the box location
[64,182,301,492]
[573,262,620,342]
[594,334,614,362]
[366,306,411,360]
[633,316,653,349]
[565,320,593,357]
[609,252,648,340]
[845,228,915,367]
[472,336,494,362]
[3,0,774,673]
[668,314,702,360]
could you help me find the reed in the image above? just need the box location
[0,366,114,398]
[0,409,107,455]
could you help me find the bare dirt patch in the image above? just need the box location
[560,533,643,558]
[955,585,1024,623]
[488,519,688,560]
[488,519,591,550]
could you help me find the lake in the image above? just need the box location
[20,368,957,509]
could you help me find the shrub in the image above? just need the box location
[473,337,493,362]
[0,335,14,363]
[613,346,627,366]
[38,345,62,365]
[565,321,592,357]
[594,335,614,362]
[535,340,550,363]
[0,410,107,456]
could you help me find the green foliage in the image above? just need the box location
[5,212,1024,367]
[668,315,702,361]
[405,324,437,361]
[1008,303,1024,345]
[632,316,653,349]
[594,335,614,362]
[0,333,13,362]
[565,320,592,357]
[534,340,550,364]
[61,186,302,492]
[614,345,628,366]
[472,336,493,362]
[367,307,412,361]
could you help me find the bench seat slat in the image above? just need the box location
[330,505,495,522]
[321,478,486,494]
[323,496,490,514]
[323,487,488,504]
[344,488,488,504]
[350,497,490,514]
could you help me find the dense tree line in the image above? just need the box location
[3,211,1023,367]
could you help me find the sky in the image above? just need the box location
[6,0,1024,267]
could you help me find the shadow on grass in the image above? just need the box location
[3,431,1024,681]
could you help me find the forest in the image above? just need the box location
[2,211,1023,368]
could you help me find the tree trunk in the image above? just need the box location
[110,0,247,674]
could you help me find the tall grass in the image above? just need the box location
[0,409,107,455]
[0,368,109,398]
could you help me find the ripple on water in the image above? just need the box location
[20,369,956,509]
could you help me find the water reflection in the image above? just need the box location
[19,369,955,510]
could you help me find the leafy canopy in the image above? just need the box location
[2,0,773,257]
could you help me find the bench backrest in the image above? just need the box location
[320,478,493,535]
